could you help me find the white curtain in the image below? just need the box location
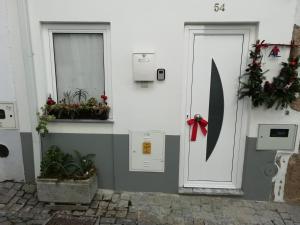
[53,33,105,102]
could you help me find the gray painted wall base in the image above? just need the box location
[41,133,180,193]
[21,133,276,200]
[242,137,277,201]
[41,134,115,189]
[20,132,35,182]
[113,135,180,193]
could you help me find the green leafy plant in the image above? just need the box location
[36,91,110,137]
[73,150,96,179]
[239,40,300,109]
[263,57,300,109]
[36,106,55,137]
[40,145,96,180]
[87,97,97,107]
[62,90,73,104]
[73,88,88,103]
[239,40,269,107]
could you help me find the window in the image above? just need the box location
[53,33,105,102]
[42,23,111,105]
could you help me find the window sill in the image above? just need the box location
[50,119,114,124]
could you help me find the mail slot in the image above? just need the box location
[270,129,289,137]
[0,110,5,119]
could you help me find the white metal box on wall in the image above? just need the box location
[132,53,156,81]
[257,124,298,150]
[0,102,17,129]
[129,130,165,172]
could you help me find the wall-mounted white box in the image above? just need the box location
[257,124,298,151]
[129,130,165,172]
[132,53,156,81]
[0,102,17,129]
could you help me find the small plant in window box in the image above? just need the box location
[36,145,97,204]
[36,90,110,136]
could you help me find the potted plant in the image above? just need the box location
[36,145,98,204]
[36,89,110,136]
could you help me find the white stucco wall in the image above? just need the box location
[0,0,26,181]
[24,0,299,143]
[0,0,299,189]
[295,0,300,25]
[0,0,15,102]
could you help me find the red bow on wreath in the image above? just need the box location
[187,114,208,141]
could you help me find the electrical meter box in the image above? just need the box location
[132,53,156,81]
[129,130,165,172]
[0,102,17,129]
[257,124,298,151]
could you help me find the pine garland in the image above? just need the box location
[239,40,268,107]
[264,57,300,109]
[239,40,300,109]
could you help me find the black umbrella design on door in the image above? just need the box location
[206,58,224,161]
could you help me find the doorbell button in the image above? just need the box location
[157,69,165,81]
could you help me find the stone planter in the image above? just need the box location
[36,174,97,204]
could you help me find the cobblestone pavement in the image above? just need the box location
[0,181,300,225]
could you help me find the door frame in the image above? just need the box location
[179,24,257,189]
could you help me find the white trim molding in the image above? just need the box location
[41,23,113,119]
[179,24,257,190]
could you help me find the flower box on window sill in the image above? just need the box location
[50,119,114,123]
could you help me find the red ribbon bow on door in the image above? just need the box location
[187,114,208,141]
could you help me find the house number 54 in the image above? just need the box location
[214,3,225,12]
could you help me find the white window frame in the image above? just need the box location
[41,23,112,118]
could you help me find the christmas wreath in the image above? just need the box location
[239,40,300,109]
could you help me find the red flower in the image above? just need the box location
[47,96,56,105]
[289,61,297,66]
[101,95,108,101]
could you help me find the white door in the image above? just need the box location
[182,25,255,189]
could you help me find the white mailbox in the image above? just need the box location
[257,124,298,151]
[132,53,156,81]
[129,130,165,172]
[0,102,17,129]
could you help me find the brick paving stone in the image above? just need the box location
[96,208,106,216]
[15,191,24,197]
[72,210,85,216]
[106,210,117,217]
[23,193,33,199]
[108,203,117,210]
[10,203,24,212]
[85,208,96,216]
[101,217,116,223]
[120,193,130,201]
[284,220,295,225]
[116,210,127,218]
[21,205,33,213]
[90,200,99,209]
[111,194,120,203]
[0,221,12,225]
[116,218,137,225]
[99,201,109,209]
[13,183,23,191]
[2,182,14,189]
[117,200,128,209]
[17,198,27,205]
[27,198,38,206]
[1,181,300,225]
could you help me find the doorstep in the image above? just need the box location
[178,187,244,196]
